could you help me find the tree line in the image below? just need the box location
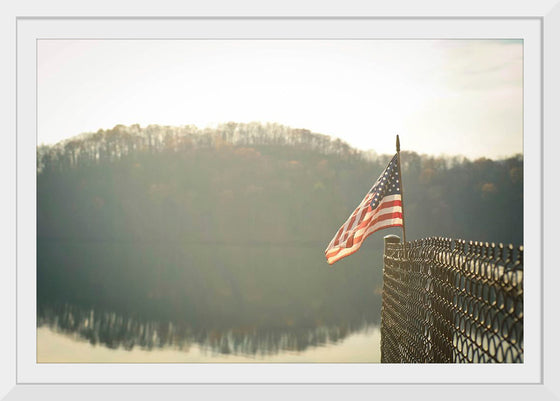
[37,122,359,173]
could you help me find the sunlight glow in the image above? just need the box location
[38,39,522,159]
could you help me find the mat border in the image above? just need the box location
[3,0,559,399]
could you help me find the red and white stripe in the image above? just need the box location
[325,194,403,265]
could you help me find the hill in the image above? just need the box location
[36,122,523,353]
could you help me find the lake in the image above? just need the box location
[37,242,384,363]
[37,324,381,363]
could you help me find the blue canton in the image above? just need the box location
[369,154,401,210]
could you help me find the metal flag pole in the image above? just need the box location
[396,135,407,256]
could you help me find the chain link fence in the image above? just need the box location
[381,235,523,363]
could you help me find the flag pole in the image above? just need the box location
[396,135,407,255]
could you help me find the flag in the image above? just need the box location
[325,154,404,264]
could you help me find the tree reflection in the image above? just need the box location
[38,302,373,357]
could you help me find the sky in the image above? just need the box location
[37,39,523,160]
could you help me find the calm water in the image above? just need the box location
[37,242,384,363]
[37,301,381,363]
[37,324,381,363]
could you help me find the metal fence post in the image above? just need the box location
[384,235,401,253]
[381,235,401,363]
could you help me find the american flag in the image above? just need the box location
[325,154,404,265]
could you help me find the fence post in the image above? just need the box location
[384,235,401,254]
[381,235,401,363]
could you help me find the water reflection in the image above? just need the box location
[38,302,378,359]
[37,241,383,361]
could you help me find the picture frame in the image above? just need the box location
[3,0,559,399]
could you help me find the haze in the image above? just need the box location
[38,39,523,160]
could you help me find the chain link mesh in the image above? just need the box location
[381,237,523,363]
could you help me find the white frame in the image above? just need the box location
[3,0,559,399]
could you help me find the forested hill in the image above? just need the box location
[36,122,522,346]
[37,122,523,246]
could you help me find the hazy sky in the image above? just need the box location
[38,39,522,159]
